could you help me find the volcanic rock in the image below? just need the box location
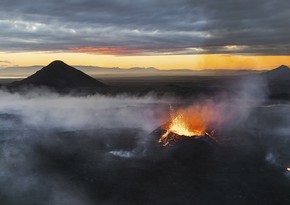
[145,125,217,162]
[9,60,106,90]
[151,125,216,147]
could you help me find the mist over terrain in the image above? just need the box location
[0,72,290,205]
[1,0,290,203]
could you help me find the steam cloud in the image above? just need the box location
[0,89,172,131]
[0,76,290,204]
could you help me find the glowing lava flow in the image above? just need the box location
[159,115,206,146]
[158,103,223,146]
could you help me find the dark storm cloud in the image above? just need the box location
[0,0,289,55]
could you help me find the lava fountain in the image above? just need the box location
[158,102,226,146]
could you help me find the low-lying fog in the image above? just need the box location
[0,77,290,205]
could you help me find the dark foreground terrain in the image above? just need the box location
[0,84,289,205]
[1,63,290,204]
[1,108,290,205]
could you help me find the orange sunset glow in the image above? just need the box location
[1,52,289,70]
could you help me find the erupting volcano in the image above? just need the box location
[156,103,225,146]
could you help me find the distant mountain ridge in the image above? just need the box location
[0,64,265,78]
[0,65,162,77]
[9,60,106,89]
[2,61,290,99]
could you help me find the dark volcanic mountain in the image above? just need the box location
[263,65,290,98]
[9,60,106,89]
[264,65,290,81]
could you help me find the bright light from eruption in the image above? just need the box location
[287,168,290,172]
[158,103,225,146]
[168,114,205,136]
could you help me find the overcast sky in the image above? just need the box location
[1,0,290,56]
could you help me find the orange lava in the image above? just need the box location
[158,103,223,146]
